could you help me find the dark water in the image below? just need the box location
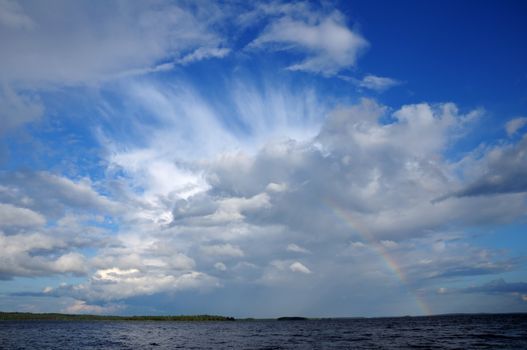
[1,314,526,349]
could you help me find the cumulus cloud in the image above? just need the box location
[250,8,368,75]
[2,6,525,310]
[0,232,89,279]
[203,99,512,242]
[0,170,121,280]
[7,96,527,311]
[0,203,45,229]
[44,269,218,302]
[51,252,88,274]
[92,97,524,305]
[4,1,524,316]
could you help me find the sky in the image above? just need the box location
[1,0,527,318]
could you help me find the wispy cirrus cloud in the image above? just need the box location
[355,74,401,92]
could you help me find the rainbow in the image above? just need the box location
[325,199,432,316]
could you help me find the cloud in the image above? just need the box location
[63,300,122,315]
[201,244,245,258]
[3,67,525,313]
[453,279,527,303]
[205,99,514,242]
[0,170,120,280]
[51,252,88,274]
[250,8,368,76]
[0,0,34,29]
[98,78,329,234]
[0,171,120,218]
[462,279,527,295]
[443,134,527,199]
[287,243,310,254]
[44,269,218,302]
[0,85,43,134]
[0,211,112,281]
[214,262,227,271]
[0,1,229,86]
[0,203,45,229]
[289,261,311,274]
[3,1,524,316]
[339,231,515,284]
[355,75,401,92]
[505,117,527,136]
[0,232,90,279]
[178,47,231,65]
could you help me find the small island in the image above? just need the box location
[0,312,234,321]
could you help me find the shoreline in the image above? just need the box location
[1,311,526,322]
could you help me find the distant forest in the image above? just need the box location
[0,312,235,321]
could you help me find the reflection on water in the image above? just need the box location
[1,314,526,349]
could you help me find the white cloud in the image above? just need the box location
[505,117,527,136]
[0,171,120,218]
[266,182,288,192]
[250,10,368,76]
[178,47,230,65]
[63,300,122,315]
[289,261,311,274]
[3,68,525,313]
[0,203,45,228]
[214,262,227,271]
[98,79,329,233]
[94,268,139,282]
[51,270,218,302]
[209,193,271,223]
[0,1,228,85]
[0,232,91,279]
[52,252,87,274]
[167,254,196,271]
[356,75,401,92]
[440,134,527,199]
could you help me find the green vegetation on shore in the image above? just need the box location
[0,312,234,321]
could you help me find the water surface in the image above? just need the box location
[1,314,526,349]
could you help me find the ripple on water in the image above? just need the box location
[1,315,527,349]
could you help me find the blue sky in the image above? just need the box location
[1,0,527,317]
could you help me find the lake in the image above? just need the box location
[1,314,526,349]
